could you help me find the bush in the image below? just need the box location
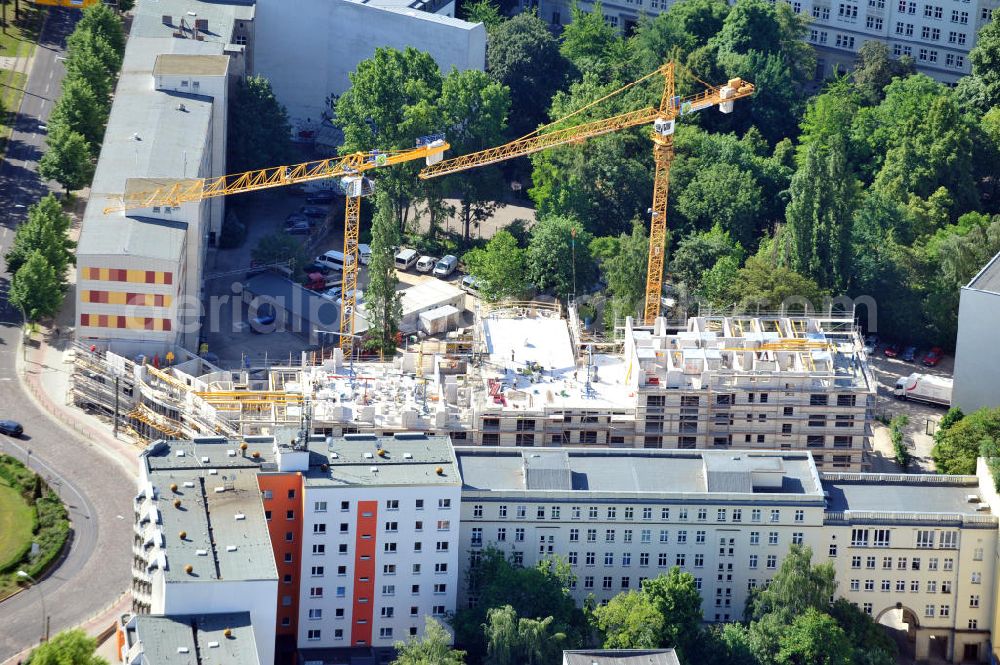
[0,456,69,579]
[890,414,911,470]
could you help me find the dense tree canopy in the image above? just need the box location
[228,75,294,173]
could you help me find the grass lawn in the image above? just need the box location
[0,3,43,153]
[0,476,33,571]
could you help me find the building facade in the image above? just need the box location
[953,250,1000,413]
[533,0,997,85]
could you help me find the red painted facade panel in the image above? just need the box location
[351,500,378,646]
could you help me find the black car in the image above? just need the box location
[0,420,23,437]
[306,191,337,205]
[299,205,329,218]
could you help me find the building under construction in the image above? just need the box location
[71,304,876,470]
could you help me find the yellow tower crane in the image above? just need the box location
[104,136,450,357]
[419,62,754,325]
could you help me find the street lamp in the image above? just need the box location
[17,570,48,642]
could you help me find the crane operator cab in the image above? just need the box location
[417,133,448,166]
[654,118,675,137]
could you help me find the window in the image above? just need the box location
[624,506,634,520]
[969,619,978,630]
[852,556,863,569]
[850,579,860,591]
[698,509,708,521]
[948,30,967,44]
[438,499,451,509]
[606,552,615,566]
[311,566,324,577]
[677,530,687,544]
[912,557,921,570]
[606,529,616,543]
[310,587,324,598]
[717,509,727,522]
[384,564,396,575]
[916,531,934,548]
[793,532,804,545]
[750,555,759,569]
[896,580,905,592]
[768,532,779,545]
[624,530,633,543]
[497,527,507,542]
[313,524,326,535]
[498,505,507,518]
[752,509,761,523]
[971,572,982,584]
[568,552,578,565]
[794,510,804,523]
[873,530,890,548]
[433,606,446,616]
[944,558,954,571]
[770,510,780,523]
[852,529,869,547]
[569,528,579,542]
[927,581,938,593]
[586,552,597,566]
[584,576,595,590]
[696,531,706,544]
[940,531,958,549]
[733,509,742,522]
[622,577,631,589]
[676,553,686,566]
[551,506,560,519]
[434,583,447,594]
[473,504,483,518]
[864,579,875,591]
[308,629,321,641]
[385,521,398,533]
[515,528,525,542]
[471,527,483,546]
[766,555,777,569]
[386,500,399,510]
[603,576,613,590]
[940,604,950,617]
[829,544,838,557]
[641,529,652,544]
[883,557,892,569]
[835,34,855,48]
[536,506,545,519]
[436,541,449,552]
[882,580,891,591]
[314,501,327,512]
[382,584,395,596]
[313,544,326,555]
[589,507,599,519]
[925,605,935,618]
[622,553,631,566]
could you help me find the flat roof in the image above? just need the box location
[128,613,259,665]
[966,250,1000,295]
[456,448,823,498]
[563,650,680,665]
[76,215,187,261]
[140,439,277,583]
[154,54,230,76]
[303,433,462,488]
[822,475,987,516]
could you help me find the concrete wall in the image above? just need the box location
[953,287,1000,413]
[254,0,486,126]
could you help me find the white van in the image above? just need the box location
[433,255,458,278]
[316,250,354,272]
[416,255,437,273]
[395,248,419,271]
[358,244,372,266]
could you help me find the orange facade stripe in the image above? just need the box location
[258,473,304,638]
[352,501,378,646]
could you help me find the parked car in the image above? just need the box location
[922,346,944,367]
[306,190,337,205]
[433,255,458,278]
[285,213,312,226]
[395,248,419,271]
[320,286,343,301]
[864,334,879,355]
[303,262,331,275]
[460,274,481,295]
[358,244,371,266]
[883,343,900,358]
[901,345,918,362]
[250,308,276,333]
[284,221,311,235]
[416,255,437,273]
[0,420,23,437]
[315,250,354,272]
[299,205,328,218]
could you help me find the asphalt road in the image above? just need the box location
[0,8,133,661]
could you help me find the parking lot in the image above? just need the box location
[864,344,953,473]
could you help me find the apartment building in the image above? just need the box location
[456,447,998,663]
[953,250,1000,413]
[533,0,997,85]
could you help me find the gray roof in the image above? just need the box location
[76,215,187,261]
[245,272,340,329]
[79,0,251,262]
[821,475,987,516]
[563,649,680,665]
[128,612,259,665]
[141,439,278,583]
[304,433,462,488]
[966,250,1000,295]
[456,448,823,499]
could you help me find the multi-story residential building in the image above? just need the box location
[98,310,875,471]
[76,0,253,355]
[953,249,1000,413]
[129,433,1000,663]
[117,612,260,665]
[532,0,997,85]
[456,447,998,662]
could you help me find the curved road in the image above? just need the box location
[0,8,132,662]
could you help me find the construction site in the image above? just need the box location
[70,302,876,471]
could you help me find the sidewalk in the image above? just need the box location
[1,592,131,665]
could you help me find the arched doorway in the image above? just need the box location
[876,604,919,663]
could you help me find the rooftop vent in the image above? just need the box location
[330,453,339,459]
[177,647,189,654]
[175,450,185,457]
[201,456,209,463]
[196,549,208,556]
[235,513,246,520]
[226,545,237,552]
[183,481,195,488]
[364,452,374,459]
[370,466,379,473]
[404,453,413,460]
[208,641,220,649]
[227,450,237,457]
[209,469,218,475]
[976,505,991,512]
[967,494,981,503]
[214,486,226,493]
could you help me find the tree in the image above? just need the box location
[39,128,94,192]
[393,617,465,665]
[932,407,1000,474]
[602,221,648,325]
[64,32,119,105]
[48,76,107,152]
[115,0,136,12]
[75,3,125,57]
[676,161,762,248]
[25,629,108,665]
[670,225,744,293]
[775,608,852,665]
[250,233,309,271]
[9,251,65,322]
[635,0,730,63]
[642,568,704,655]
[228,75,294,173]
[5,194,75,278]
[783,136,859,291]
[719,250,827,312]
[484,605,566,665]
[852,40,915,104]
[954,15,1000,113]
[591,589,664,649]
[438,68,511,239]
[486,12,569,137]
[452,548,585,663]
[336,47,443,227]
[526,215,597,298]
[747,545,835,625]
[890,414,911,470]
[461,0,505,30]
[463,230,527,301]
[559,2,621,72]
[827,598,897,665]
[365,190,403,355]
